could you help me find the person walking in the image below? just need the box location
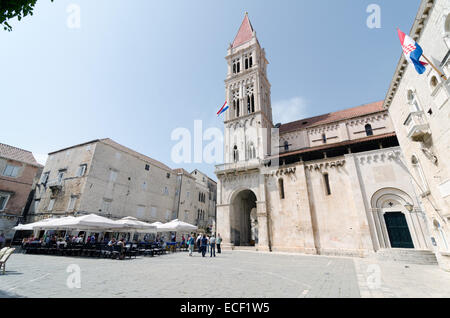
[216,233,222,254]
[196,234,202,253]
[201,234,208,257]
[187,234,195,256]
[209,235,216,257]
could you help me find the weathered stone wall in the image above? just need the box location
[385,0,450,268]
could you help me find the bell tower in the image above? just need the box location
[223,13,273,165]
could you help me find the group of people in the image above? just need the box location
[186,233,222,257]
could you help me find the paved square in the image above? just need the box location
[1,250,449,298]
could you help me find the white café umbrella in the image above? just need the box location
[151,221,172,233]
[157,219,197,232]
[114,216,157,233]
[38,214,123,231]
[13,217,62,231]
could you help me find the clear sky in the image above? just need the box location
[0,0,420,180]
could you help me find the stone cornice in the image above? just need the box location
[305,159,346,171]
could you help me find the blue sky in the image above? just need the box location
[0,0,420,179]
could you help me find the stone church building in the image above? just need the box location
[215,14,434,258]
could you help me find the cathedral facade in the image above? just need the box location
[215,14,434,258]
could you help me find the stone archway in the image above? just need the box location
[370,187,429,250]
[230,189,257,247]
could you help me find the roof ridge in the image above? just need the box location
[232,13,254,48]
[279,101,385,134]
[0,142,34,154]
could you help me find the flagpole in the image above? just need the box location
[422,54,448,81]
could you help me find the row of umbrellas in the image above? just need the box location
[13,214,198,233]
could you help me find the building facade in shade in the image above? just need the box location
[30,138,216,233]
[384,0,450,269]
[0,143,42,240]
[173,168,217,232]
[215,14,436,259]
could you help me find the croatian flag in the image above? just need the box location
[217,101,229,116]
[397,28,427,75]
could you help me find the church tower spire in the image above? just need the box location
[223,13,273,164]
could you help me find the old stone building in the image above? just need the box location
[384,0,450,269]
[0,143,41,241]
[173,168,217,232]
[215,14,436,260]
[31,138,216,232]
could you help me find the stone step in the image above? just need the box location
[231,246,257,251]
[375,249,438,265]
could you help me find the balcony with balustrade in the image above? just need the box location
[403,111,431,142]
[215,159,262,175]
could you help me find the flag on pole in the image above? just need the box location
[217,101,229,116]
[397,28,427,75]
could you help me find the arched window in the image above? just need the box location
[323,173,331,195]
[407,89,421,112]
[233,64,236,74]
[247,95,251,114]
[446,14,450,35]
[445,14,450,48]
[245,58,249,70]
[237,62,240,73]
[430,76,439,91]
[365,124,374,136]
[251,94,255,113]
[249,56,253,68]
[248,143,256,159]
[233,145,239,162]
[278,178,285,199]
[284,141,289,152]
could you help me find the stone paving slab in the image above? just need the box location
[1,250,449,298]
[1,250,359,298]
[354,257,450,298]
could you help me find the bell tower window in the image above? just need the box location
[233,145,239,162]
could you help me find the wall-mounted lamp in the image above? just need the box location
[404,203,414,212]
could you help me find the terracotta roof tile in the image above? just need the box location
[0,143,39,166]
[279,101,385,134]
[232,14,254,48]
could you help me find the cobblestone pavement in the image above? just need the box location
[1,250,449,298]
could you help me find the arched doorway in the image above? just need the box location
[384,212,414,248]
[370,187,429,250]
[230,189,257,247]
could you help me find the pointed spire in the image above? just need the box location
[231,13,254,48]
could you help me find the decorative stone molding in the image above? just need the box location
[355,148,401,165]
[307,124,339,135]
[306,159,345,171]
[346,113,388,127]
[271,166,296,177]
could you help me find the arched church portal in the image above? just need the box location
[230,189,257,247]
[370,188,429,250]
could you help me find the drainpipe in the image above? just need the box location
[176,174,183,220]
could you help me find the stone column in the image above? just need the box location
[216,203,232,249]
[256,201,270,251]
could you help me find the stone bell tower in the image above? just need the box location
[223,13,274,165]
